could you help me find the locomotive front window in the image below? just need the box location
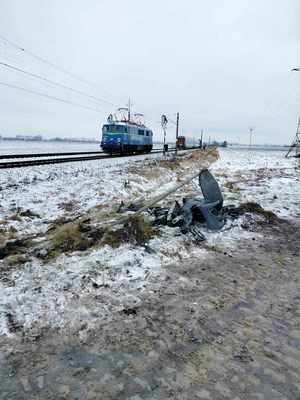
[116,125,127,132]
[138,129,144,135]
[104,125,128,133]
[106,125,116,132]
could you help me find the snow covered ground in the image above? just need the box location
[0,152,173,236]
[0,148,299,337]
[213,148,300,219]
[1,147,297,235]
[0,140,101,154]
[0,139,163,155]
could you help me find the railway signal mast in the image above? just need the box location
[175,112,179,155]
[161,114,168,154]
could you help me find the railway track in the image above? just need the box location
[0,147,197,169]
[0,150,105,160]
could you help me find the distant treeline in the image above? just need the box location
[0,135,100,144]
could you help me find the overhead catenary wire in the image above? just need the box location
[0,34,178,135]
[0,61,114,106]
[168,118,177,125]
[0,33,117,100]
[0,81,107,114]
[0,34,164,129]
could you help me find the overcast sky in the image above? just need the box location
[1,0,300,144]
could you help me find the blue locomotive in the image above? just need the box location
[101,108,153,154]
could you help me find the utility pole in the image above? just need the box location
[127,98,131,122]
[290,68,300,166]
[286,117,300,167]
[296,121,300,161]
[200,129,203,148]
[175,112,179,154]
[249,127,255,149]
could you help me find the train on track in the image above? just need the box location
[101,107,153,154]
[176,135,186,150]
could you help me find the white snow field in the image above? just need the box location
[0,148,299,336]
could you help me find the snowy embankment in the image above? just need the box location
[0,148,299,337]
[0,152,170,236]
[212,148,300,219]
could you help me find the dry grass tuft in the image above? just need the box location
[100,228,124,248]
[6,254,29,266]
[125,215,155,245]
[58,201,78,213]
[100,215,155,248]
[51,222,90,253]
[225,202,282,225]
[159,158,181,171]
[0,227,17,246]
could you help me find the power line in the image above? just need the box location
[0,33,118,102]
[0,61,114,106]
[0,35,167,129]
[0,35,168,130]
[0,81,106,114]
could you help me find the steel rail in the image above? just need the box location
[0,150,104,160]
[0,147,200,170]
[0,146,198,160]
[0,154,113,168]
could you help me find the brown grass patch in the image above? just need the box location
[51,222,91,253]
[6,254,29,266]
[58,201,79,213]
[225,202,282,224]
[0,227,17,246]
[101,215,155,248]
